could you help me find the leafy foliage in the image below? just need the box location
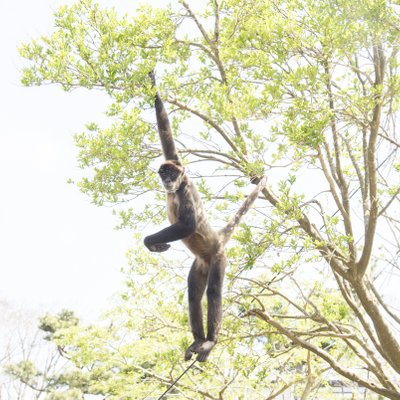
[15,0,400,398]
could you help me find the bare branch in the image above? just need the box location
[168,98,240,155]
[379,186,400,217]
[317,148,352,256]
[179,148,241,165]
[213,0,220,44]
[339,132,367,208]
[379,132,400,148]
[322,58,355,264]
[370,282,400,326]
[248,308,400,400]
[181,1,213,47]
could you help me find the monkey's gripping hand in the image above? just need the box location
[144,240,171,253]
[144,232,171,252]
[143,220,196,253]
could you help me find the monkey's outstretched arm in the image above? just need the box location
[149,72,179,162]
[144,220,196,252]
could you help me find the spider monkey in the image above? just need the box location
[144,72,266,362]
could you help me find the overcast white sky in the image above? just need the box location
[0,0,147,321]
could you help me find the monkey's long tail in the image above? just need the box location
[219,176,267,245]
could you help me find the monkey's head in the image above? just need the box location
[158,160,185,193]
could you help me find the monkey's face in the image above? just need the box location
[158,162,184,193]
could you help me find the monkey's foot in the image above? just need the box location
[196,340,216,363]
[184,339,205,361]
[197,340,217,362]
[185,340,217,362]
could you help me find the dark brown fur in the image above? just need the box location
[144,73,266,362]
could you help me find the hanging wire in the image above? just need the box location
[156,359,197,400]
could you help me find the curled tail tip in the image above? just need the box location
[220,176,267,244]
[256,175,268,188]
[250,174,268,187]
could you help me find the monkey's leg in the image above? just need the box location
[197,253,226,362]
[185,259,208,361]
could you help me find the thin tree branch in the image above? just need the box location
[379,186,400,217]
[168,98,240,154]
[370,282,400,326]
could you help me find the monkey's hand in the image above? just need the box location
[144,235,171,252]
[147,243,171,253]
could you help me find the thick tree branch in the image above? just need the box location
[248,308,400,400]
[353,278,400,374]
[357,44,385,276]
[333,272,387,360]
[317,148,353,260]
[323,59,355,264]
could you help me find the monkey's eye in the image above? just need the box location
[158,166,181,181]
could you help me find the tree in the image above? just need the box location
[4,255,347,399]
[0,303,84,400]
[19,0,400,398]
[1,309,95,400]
